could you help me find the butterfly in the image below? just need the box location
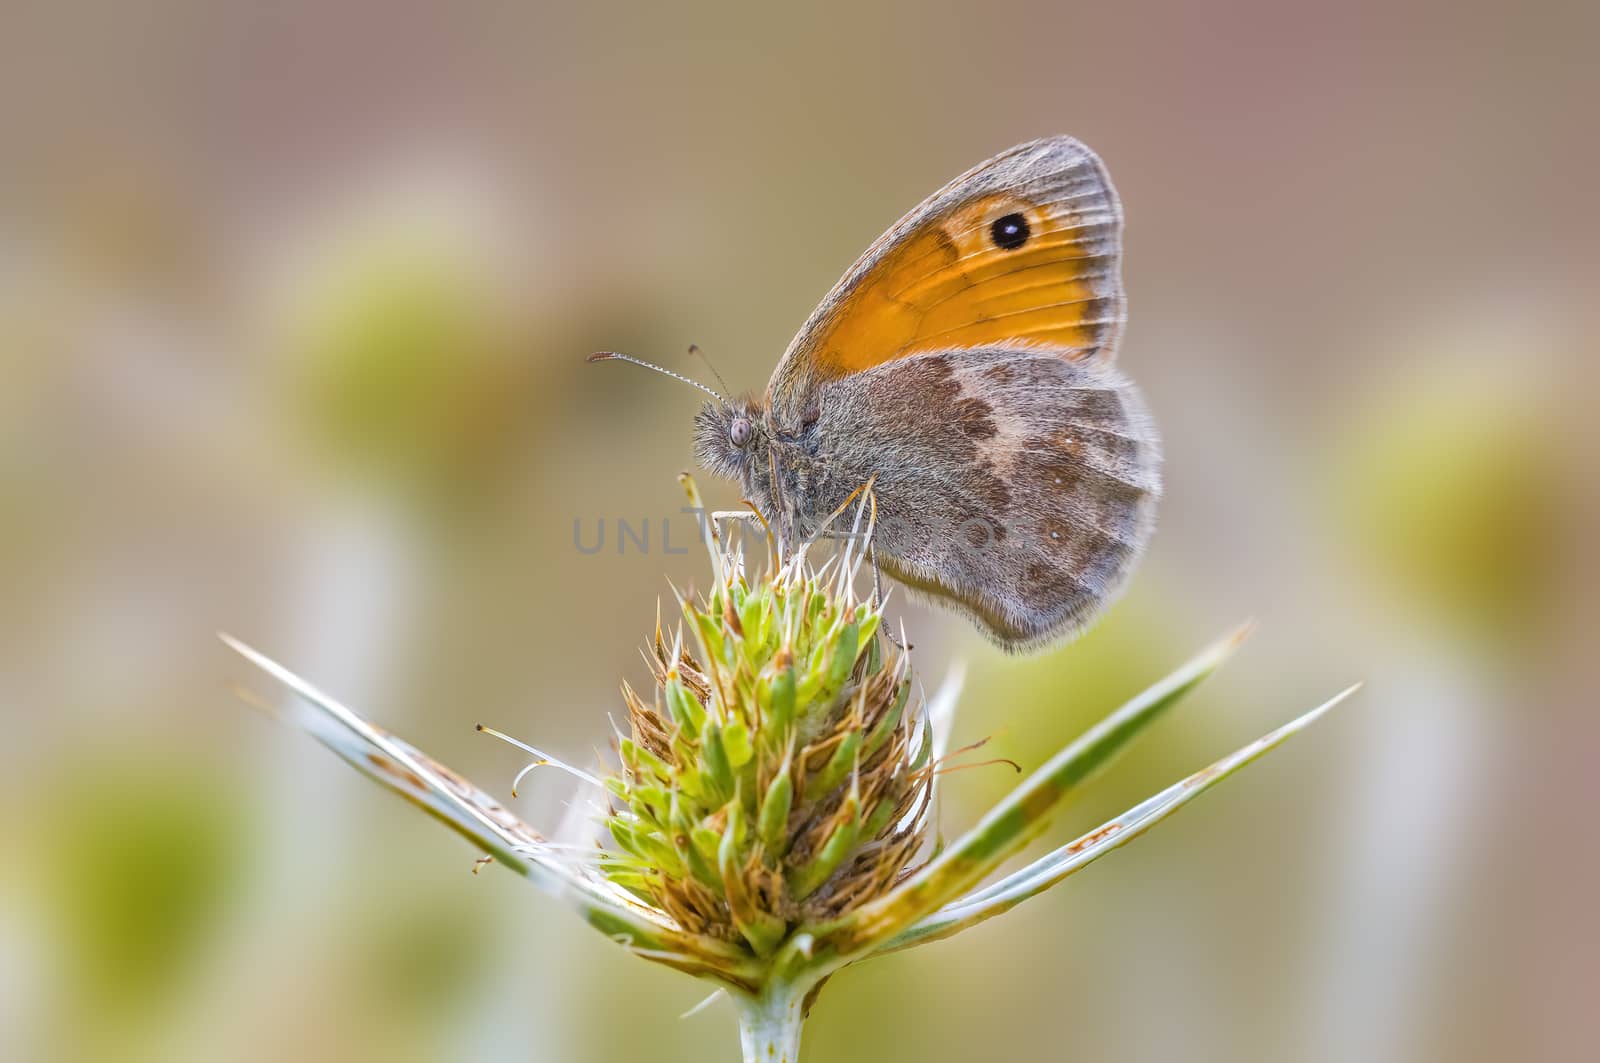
[594,137,1160,652]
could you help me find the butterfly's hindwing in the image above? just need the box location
[807,348,1160,649]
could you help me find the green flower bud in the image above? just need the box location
[603,526,929,948]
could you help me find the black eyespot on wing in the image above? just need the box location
[990,212,1030,250]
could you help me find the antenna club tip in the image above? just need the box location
[586,352,618,363]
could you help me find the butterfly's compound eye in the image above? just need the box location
[990,212,1030,250]
[730,416,752,448]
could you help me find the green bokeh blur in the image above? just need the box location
[3,2,1595,1061]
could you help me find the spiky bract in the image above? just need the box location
[602,526,932,957]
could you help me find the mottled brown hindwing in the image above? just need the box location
[809,347,1160,650]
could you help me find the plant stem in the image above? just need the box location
[735,982,807,1063]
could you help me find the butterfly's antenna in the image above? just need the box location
[686,344,732,397]
[587,352,726,403]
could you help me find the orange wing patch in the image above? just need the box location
[816,193,1118,377]
[767,138,1125,419]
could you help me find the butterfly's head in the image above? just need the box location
[588,350,762,483]
[693,398,767,485]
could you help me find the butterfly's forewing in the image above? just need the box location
[767,137,1124,422]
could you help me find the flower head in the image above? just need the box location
[605,538,929,952]
[225,476,1356,1061]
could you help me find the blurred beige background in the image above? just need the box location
[3,2,1596,1061]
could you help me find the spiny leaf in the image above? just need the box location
[882,683,1360,953]
[805,624,1253,959]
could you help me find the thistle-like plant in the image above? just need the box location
[225,476,1355,1061]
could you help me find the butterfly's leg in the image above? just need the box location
[709,510,758,547]
[708,510,775,566]
[868,544,913,651]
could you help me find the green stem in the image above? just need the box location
[734,982,807,1063]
